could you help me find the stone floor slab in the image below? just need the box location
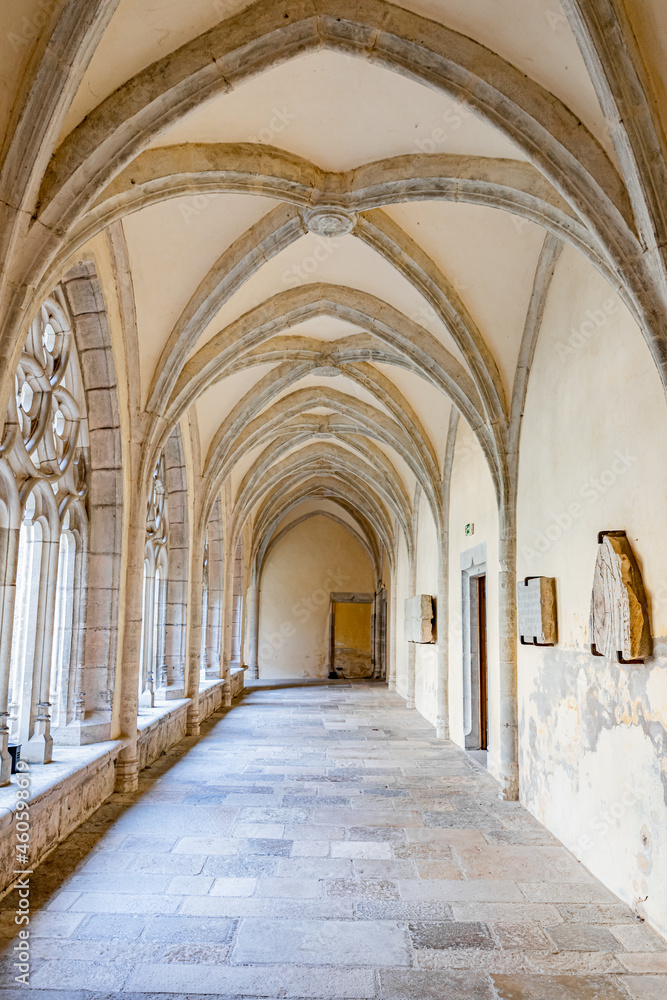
[232,917,410,966]
[2,681,664,998]
[547,924,620,952]
[379,969,496,999]
[621,975,667,998]
[455,846,594,883]
[124,962,377,996]
[491,973,631,998]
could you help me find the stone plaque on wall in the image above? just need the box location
[405,594,435,643]
[590,531,651,663]
[517,576,557,646]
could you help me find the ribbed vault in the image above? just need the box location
[1,0,667,804]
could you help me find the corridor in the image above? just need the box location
[1,682,665,999]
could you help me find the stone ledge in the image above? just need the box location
[137,699,190,771]
[136,697,190,734]
[199,679,226,720]
[0,741,122,897]
[0,741,122,833]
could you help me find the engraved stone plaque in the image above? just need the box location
[404,594,435,643]
[590,531,651,663]
[517,576,557,646]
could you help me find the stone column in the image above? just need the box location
[497,502,519,800]
[185,530,203,736]
[371,591,379,678]
[0,510,19,784]
[406,642,416,710]
[246,570,259,681]
[115,485,148,792]
[221,541,235,707]
[379,589,388,681]
[388,587,397,691]
[406,545,417,710]
[436,532,449,740]
[24,528,59,764]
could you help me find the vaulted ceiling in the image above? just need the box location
[2,0,666,568]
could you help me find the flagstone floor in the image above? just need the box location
[1,680,666,999]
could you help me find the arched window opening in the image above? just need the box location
[0,286,89,765]
[139,557,151,702]
[8,494,42,745]
[139,455,168,708]
[50,510,76,729]
[153,560,166,687]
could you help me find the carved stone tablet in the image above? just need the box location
[590,531,651,663]
[517,577,557,645]
[404,595,435,643]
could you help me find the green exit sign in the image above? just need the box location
[465,523,474,536]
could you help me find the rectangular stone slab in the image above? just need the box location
[404,594,435,643]
[517,576,557,645]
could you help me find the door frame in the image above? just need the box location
[461,543,488,750]
[328,591,374,678]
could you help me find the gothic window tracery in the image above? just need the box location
[0,287,88,764]
[139,455,168,706]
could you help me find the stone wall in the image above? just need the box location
[0,744,120,898]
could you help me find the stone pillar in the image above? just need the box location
[406,542,417,710]
[406,642,416,710]
[497,503,519,800]
[0,512,19,784]
[246,570,259,681]
[371,591,379,678]
[185,531,203,736]
[24,530,59,763]
[115,486,147,792]
[221,541,235,707]
[379,589,388,681]
[388,587,397,691]
[436,533,449,740]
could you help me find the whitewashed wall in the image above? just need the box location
[516,245,667,938]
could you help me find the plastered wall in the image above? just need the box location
[257,515,375,678]
[516,245,667,938]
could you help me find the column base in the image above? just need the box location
[115,748,139,792]
[497,763,519,801]
[0,727,11,786]
[406,697,415,710]
[52,716,111,746]
[186,705,200,737]
[436,718,449,740]
[23,732,53,764]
